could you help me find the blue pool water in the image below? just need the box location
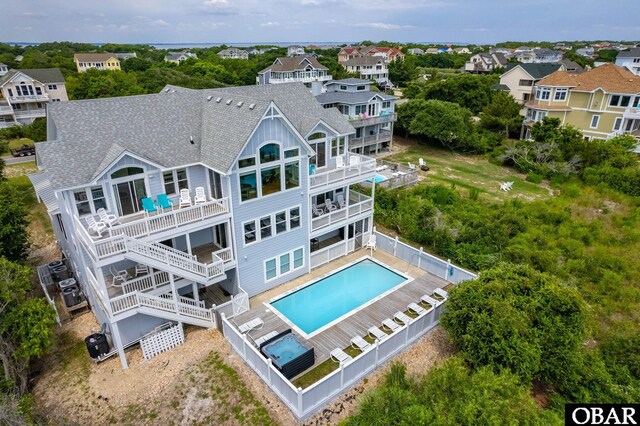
[270,259,407,335]
[366,174,388,183]
[262,334,309,366]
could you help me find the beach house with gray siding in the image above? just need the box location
[31,83,376,369]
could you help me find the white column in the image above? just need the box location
[169,273,180,315]
[185,233,192,256]
[192,283,200,303]
[110,321,128,369]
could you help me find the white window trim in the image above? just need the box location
[243,204,302,247]
[553,88,568,102]
[162,168,190,196]
[590,115,600,129]
[73,184,109,217]
[613,117,623,131]
[264,246,305,282]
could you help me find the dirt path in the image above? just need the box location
[32,311,454,426]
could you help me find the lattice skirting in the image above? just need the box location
[140,322,184,360]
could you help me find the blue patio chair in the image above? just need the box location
[141,197,157,216]
[156,193,173,211]
[308,164,316,176]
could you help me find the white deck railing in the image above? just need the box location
[121,270,169,294]
[310,240,348,269]
[111,290,215,325]
[213,247,234,263]
[92,235,226,282]
[374,230,477,284]
[106,198,229,239]
[221,297,444,421]
[348,113,396,128]
[311,192,373,232]
[310,154,376,189]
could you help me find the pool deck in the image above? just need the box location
[231,248,448,367]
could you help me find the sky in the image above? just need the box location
[1,0,639,45]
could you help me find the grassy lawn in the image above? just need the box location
[5,137,34,152]
[385,139,552,203]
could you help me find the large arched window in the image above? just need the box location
[259,143,280,164]
[110,167,144,179]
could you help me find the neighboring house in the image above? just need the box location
[424,48,440,54]
[164,50,197,64]
[490,47,514,57]
[0,63,8,76]
[615,47,640,76]
[498,63,564,105]
[217,48,249,60]
[15,55,23,62]
[575,47,596,59]
[554,43,572,51]
[522,64,640,141]
[514,48,563,63]
[257,57,332,95]
[341,56,391,88]
[316,78,397,155]
[407,48,424,55]
[557,58,585,74]
[338,46,404,64]
[464,52,507,73]
[454,47,471,54]
[0,68,68,128]
[74,53,121,73]
[287,45,305,57]
[246,48,261,55]
[114,53,137,60]
[30,82,377,370]
[338,47,359,63]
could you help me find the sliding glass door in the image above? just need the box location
[112,179,147,216]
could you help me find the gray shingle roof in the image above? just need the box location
[37,83,355,190]
[315,90,396,105]
[342,57,386,66]
[504,62,563,79]
[326,78,372,85]
[0,68,65,86]
[259,57,328,73]
[617,47,640,58]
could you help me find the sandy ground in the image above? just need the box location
[32,309,453,426]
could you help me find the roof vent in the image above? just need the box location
[215,97,222,103]
[226,99,232,105]
[164,88,170,93]
[249,103,256,110]
[207,95,212,101]
[237,101,244,107]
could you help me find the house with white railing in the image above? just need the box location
[316,78,397,155]
[30,82,380,369]
[0,68,68,128]
[257,57,332,95]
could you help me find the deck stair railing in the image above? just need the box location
[110,291,215,326]
[93,235,225,283]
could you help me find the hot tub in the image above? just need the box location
[260,330,314,379]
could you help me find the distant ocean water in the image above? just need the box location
[5,41,468,49]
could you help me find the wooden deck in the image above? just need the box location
[232,248,448,365]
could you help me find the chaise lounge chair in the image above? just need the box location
[238,317,264,333]
[421,294,437,307]
[368,326,388,341]
[351,336,372,352]
[330,348,352,363]
[382,318,401,332]
[254,330,278,347]
[394,311,412,325]
[433,288,449,300]
[408,302,426,315]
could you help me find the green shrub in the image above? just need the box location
[526,172,544,184]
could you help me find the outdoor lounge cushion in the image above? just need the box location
[238,317,264,333]
[330,348,351,363]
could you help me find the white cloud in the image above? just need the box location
[260,21,280,27]
[203,0,230,6]
[463,27,489,32]
[355,22,415,30]
[300,0,319,4]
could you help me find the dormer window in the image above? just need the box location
[357,85,366,91]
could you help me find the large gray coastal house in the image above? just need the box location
[31,83,378,369]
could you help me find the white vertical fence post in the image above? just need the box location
[339,362,345,387]
[394,236,398,256]
[418,247,423,269]
[374,339,380,365]
[242,333,247,358]
[267,358,272,384]
[297,387,303,416]
[445,259,451,280]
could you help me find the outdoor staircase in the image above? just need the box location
[95,235,226,285]
[110,291,216,328]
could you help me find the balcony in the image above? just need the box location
[311,191,373,232]
[348,112,396,128]
[0,104,13,115]
[269,72,332,84]
[623,106,640,119]
[350,130,392,148]
[14,109,46,119]
[9,94,49,103]
[310,153,376,189]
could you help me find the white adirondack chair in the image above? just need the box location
[86,216,107,237]
[194,186,207,204]
[97,208,119,227]
[179,189,192,208]
[336,156,345,168]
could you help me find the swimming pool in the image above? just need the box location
[267,258,410,338]
[366,174,388,184]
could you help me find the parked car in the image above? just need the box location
[10,144,36,157]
